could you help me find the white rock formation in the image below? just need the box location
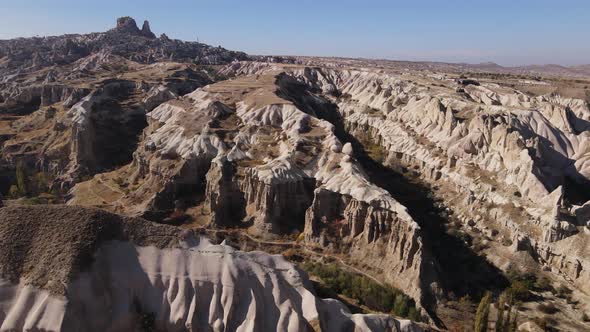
[68,67,435,313]
[0,206,424,332]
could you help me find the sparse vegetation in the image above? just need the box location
[537,302,558,314]
[301,262,420,321]
[354,127,387,163]
[474,292,491,332]
[8,161,57,201]
[495,291,519,332]
[366,142,386,163]
[8,185,21,199]
[505,269,537,302]
[554,284,572,299]
[14,161,29,197]
[534,276,552,292]
[533,315,558,331]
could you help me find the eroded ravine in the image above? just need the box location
[25,58,590,330]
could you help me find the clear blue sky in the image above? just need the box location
[1,0,589,66]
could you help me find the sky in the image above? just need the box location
[1,0,589,66]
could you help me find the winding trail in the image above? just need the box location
[200,228,386,287]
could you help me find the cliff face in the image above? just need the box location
[4,31,590,328]
[0,205,425,332]
[67,67,436,316]
[260,64,590,296]
[0,16,249,197]
[0,61,211,193]
[42,58,590,328]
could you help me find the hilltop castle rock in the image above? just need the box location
[111,16,157,39]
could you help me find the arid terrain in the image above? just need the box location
[1,17,590,332]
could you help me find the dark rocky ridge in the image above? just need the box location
[0,16,249,71]
[0,205,182,295]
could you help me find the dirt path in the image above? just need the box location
[201,228,385,286]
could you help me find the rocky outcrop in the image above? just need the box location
[111,17,157,39]
[67,67,436,317]
[0,17,248,198]
[0,60,212,195]
[141,20,157,39]
[0,17,249,72]
[242,63,590,296]
[210,62,590,319]
[0,205,425,332]
[113,16,143,34]
[205,157,245,227]
[239,163,315,234]
[143,85,178,111]
[0,84,91,115]
[304,186,430,302]
[52,61,590,330]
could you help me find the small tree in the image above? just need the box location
[34,172,50,195]
[509,312,518,332]
[495,294,505,332]
[475,292,492,332]
[495,291,518,332]
[504,306,512,332]
[8,185,20,198]
[15,161,28,196]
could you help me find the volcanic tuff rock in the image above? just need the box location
[0,17,248,71]
[3,17,590,330]
[223,62,590,298]
[67,60,590,324]
[274,62,590,293]
[68,68,435,314]
[92,61,590,321]
[111,16,157,39]
[0,205,424,332]
[0,16,251,194]
[0,60,213,192]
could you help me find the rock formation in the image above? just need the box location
[67,68,437,312]
[141,20,157,39]
[112,16,143,34]
[0,61,212,191]
[0,16,248,71]
[2,18,590,331]
[0,205,425,332]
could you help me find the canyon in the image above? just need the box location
[1,17,590,332]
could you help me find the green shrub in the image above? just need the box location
[9,162,53,198]
[555,285,572,299]
[505,270,536,302]
[534,277,552,291]
[507,280,531,302]
[301,262,419,320]
[537,303,558,314]
[8,185,20,198]
[15,161,29,196]
[23,197,42,205]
